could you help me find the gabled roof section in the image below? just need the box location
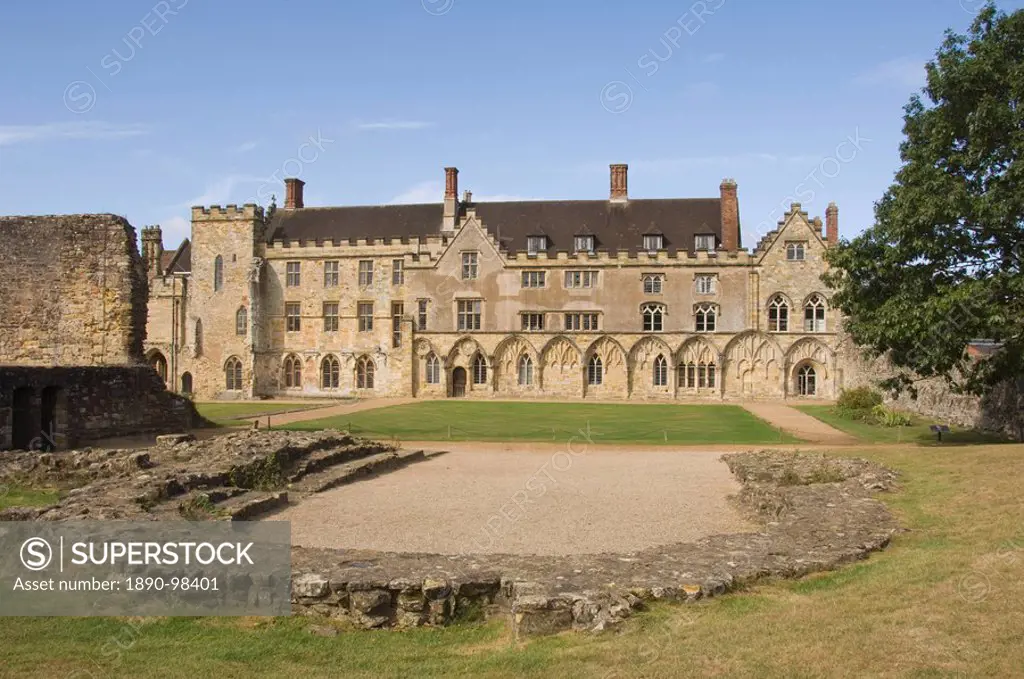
[163,239,191,274]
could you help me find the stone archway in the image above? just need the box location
[451,367,468,398]
[39,385,65,451]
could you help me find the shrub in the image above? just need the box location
[836,387,883,411]
[871,404,913,427]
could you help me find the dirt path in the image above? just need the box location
[741,402,857,444]
[263,397,419,427]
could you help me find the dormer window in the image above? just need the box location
[574,235,595,253]
[527,236,547,255]
[695,234,716,252]
[643,234,663,252]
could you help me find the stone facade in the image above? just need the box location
[144,167,845,402]
[0,214,198,450]
[0,214,147,366]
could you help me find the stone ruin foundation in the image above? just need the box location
[0,430,899,636]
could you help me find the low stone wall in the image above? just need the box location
[290,450,899,636]
[0,366,198,451]
[840,345,1023,440]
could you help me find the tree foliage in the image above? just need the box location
[825,4,1024,395]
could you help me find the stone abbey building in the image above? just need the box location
[142,164,843,402]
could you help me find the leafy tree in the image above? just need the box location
[825,4,1024,395]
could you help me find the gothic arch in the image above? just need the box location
[723,331,784,397]
[786,337,833,370]
[628,336,674,393]
[539,335,581,395]
[676,336,721,366]
[539,335,581,368]
[494,335,539,391]
[584,335,627,367]
[583,336,628,397]
[628,336,674,369]
[446,336,487,368]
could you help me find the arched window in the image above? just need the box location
[214,255,224,292]
[225,356,243,391]
[194,319,203,356]
[236,307,248,336]
[641,303,665,332]
[804,294,827,332]
[321,355,340,389]
[356,356,375,389]
[284,354,302,388]
[798,364,817,396]
[180,372,193,394]
[678,362,717,389]
[472,353,488,385]
[587,355,603,385]
[768,295,790,332]
[518,355,534,386]
[694,304,717,332]
[425,353,441,384]
[653,354,668,386]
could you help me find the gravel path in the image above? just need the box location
[277,446,754,556]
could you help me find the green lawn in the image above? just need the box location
[284,401,799,444]
[795,405,1008,445]
[0,485,59,510]
[3,443,1024,677]
[195,402,337,427]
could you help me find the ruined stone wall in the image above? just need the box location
[0,366,198,450]
[837,335,1023,440]
[0,214,147,366]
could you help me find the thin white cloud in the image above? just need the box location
[852,57,926,88]
[389,181,538,205]
[587,154,811,173]
[0,121,150,146]
[355,120,435,131]
[233,140,259,153]
[184,174,267,207]
[159,215,190,245]
[390,181,442,204]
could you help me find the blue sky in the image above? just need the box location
[1,0,1020,250]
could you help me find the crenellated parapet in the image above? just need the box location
[191,204,264,222]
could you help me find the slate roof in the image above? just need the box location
[162,239,190,274]
[265,198,725,256]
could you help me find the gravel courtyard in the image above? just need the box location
[277,444,754,555]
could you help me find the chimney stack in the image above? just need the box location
[443,166,459,232]
[284,178,305,209]
[609,164,628,202]
[141,226,163,276]
[720,178,739,251]
[825,202,839,244]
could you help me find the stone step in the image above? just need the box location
[290,449,438,495]
[287,443,395,482]
[218,491,289,521]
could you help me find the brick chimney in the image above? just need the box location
[284,178,305,209]
[825,202,839,244]
[610,164,628,202]
[720,178,739,251]
[443,167,459,232]
[141,226,163,276]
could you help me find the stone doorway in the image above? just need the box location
[11,387,35,450]
[181,372,193,395]
[39,386,65,451]
[451,367,467,397]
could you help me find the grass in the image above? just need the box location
[195,402,337,427]
[2,443,1023,677]
[795,405,1008,445]
[283,401,799,444]
[0,485,60,510]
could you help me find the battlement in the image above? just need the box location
[507,246,755,266]
[191,204,264,222]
